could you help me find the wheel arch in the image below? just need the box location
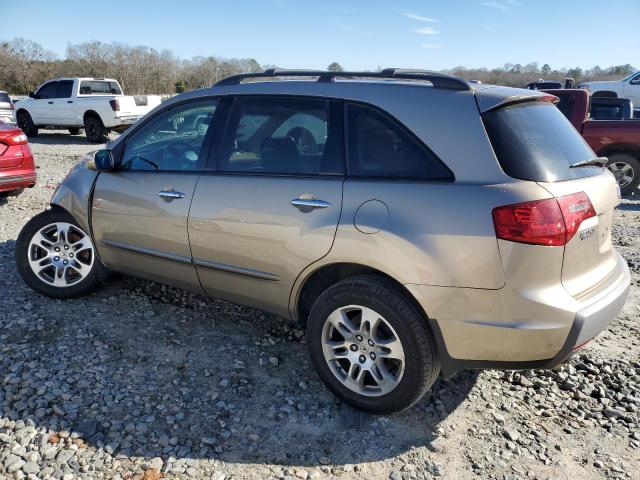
[83,110,101,123]
[292,262,432,329]
[597,144,640,160]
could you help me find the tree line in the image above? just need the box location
[0,38,635,95]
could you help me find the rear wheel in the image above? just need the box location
[307,275,440,413]
[17,111,38,138]
[607,153,640,196]
[15,209,103,298]
[0,188,24,198]
[84,116,108,143]
[68,127,82,135]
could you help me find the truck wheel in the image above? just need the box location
[17,111,38,138]
[15,209,104,299]
[84,116,108,144]
[68,127,83,135]
[306,274,440,414]
[607,153,640,196]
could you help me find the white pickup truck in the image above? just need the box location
[578,71,640,106]
[15,78,162,143]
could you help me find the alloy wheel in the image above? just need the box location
[27,222,94,287]
[608,161,635,188]
[321,305,405,397]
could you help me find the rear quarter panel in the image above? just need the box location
[581,119,640,154]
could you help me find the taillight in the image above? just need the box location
[492,192,595,247]
[0,133,28,145]
[109,99,120,111]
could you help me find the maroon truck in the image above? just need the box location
[543,89,640,195]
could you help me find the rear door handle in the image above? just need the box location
[291,197,332,211]
[158,190,186,200]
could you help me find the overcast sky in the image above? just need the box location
[4,0,639,71]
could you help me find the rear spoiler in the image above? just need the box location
[474,85,558,113]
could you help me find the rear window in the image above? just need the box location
[79,80,122,95]
[0,93,10,104]
[483,101,600,182]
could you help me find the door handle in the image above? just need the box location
[291,197,332,211]
[48,101,54,104]
[67,100,73,104]
[158,190,186,200]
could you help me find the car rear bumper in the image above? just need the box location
[110,115,141,131]
[407,252,631,378]
[0,172,37,192]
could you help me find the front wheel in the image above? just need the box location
[84,116,108,143]
[307,275,440,413]
[607,153,640,196]
[15,209,103,298]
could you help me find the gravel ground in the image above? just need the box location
[1,130,639,480]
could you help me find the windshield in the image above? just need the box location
[483,101,600,182]
[0,93,10,104]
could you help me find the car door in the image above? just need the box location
[622,72,640,106]
[53,80,76,125]
[91,98,219,292]
[188,96,345,316]
[29,81,58,124]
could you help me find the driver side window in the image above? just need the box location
[121,99,218,172]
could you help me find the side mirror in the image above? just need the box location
[28,92,35,98]
[88,149,115,171]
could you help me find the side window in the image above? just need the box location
[346,103,452,180]
[631,74,640,85]
[121,100,218,172]
[57,80,74,99]
[220,97,339,175]
[36,82,58,99]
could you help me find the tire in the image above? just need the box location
[84,116,108,143]
[17,111,38,138]
[15,208,104,299]
[607,153,640,196]
[306,274,440,414]
[68,127,83,135]
[0,188,24,197]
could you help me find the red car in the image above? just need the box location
[0,122,36,197]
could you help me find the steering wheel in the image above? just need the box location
[286,127,317,154]
[162,140,198,168]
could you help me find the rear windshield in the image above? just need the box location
[483,101,600,182]
[79,80,122,95]
[0,93,10,104]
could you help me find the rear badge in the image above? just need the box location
[579,227,596,241]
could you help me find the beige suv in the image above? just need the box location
[15,69,631,413]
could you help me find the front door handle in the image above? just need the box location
[48,101,54,104]
[158,190,186,200]
[291,197,332,211]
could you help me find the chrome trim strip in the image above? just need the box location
[193,258,280,281]
[101,239,192,264]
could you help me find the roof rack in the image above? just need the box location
[214,68,471,91]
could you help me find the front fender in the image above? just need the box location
[50,155,99,234]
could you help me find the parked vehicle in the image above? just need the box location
[0,91,16,124]
[526,80,563,90]
[543,89,640,194]
[0,122,36,197]
[15,78,162,143]
[578,71,640,105]
[16,69,630,413]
